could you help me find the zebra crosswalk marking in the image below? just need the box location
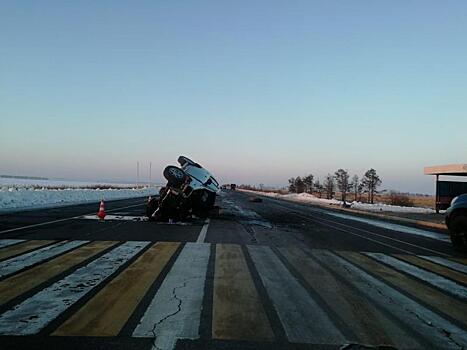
[132,243,211,350]
[53,242,180,336]
[0,239,466,349]
[0,241,149,335]
[0,240,25,249]
[419,255,467,274]
[212,244,273,341]
[0,241,117,306]
[248,245,345,345]
[339,251,467,327]
[0,240,55,261]
[0,240,88,279]
[315,250,467,350]
[366,252,467,299]
[395,254,467,285]
[279,246,398,346]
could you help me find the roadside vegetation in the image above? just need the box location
[287,168,382,204]
[240,169,435,209]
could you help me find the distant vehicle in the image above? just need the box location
[445,194,467,252]
[146,156,219,221]
[230,184,237,190]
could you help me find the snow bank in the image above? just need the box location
[350,201,434,214]
[0,178,136,188]
[240,189,435,214]
[0,187,159,213]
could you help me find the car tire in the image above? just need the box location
[449,210,467,253]
[178,156,202,168]
[163,166,186,187]
[178,156,195,166]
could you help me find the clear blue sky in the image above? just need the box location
[1,1,466,193]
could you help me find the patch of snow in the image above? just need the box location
[240,189,435,214]
[0,187,159,213]
[350,201,434,214]
[0,178,139,188]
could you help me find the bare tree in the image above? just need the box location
[303,174,314,194]
[294,176,305,193]
[361,168,382,204]
[288,177,296,193]
[334,169,350,203]
[323,173,335,199]
[351,175,360,202]
[314,179,323,198]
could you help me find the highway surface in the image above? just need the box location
[0,190,466,350]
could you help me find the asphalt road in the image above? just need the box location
[0,190,466,350]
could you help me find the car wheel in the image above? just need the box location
[449,210,467,253]
[163,166,186,187]
[178,156,195,166]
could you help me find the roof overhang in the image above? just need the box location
[424,164,467,176]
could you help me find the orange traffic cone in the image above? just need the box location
[97,200,106,220]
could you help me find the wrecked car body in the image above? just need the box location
[146,156,219,221]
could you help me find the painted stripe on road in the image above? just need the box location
[395,254,467,286]
[365,253,467,300]
[313,250,467,349]
[0,241,149,335]
[0,240,88,279]
[339,252,467,327]
[196,219,210,243]
[0,240,25,249]
[0,240,55,261]
[0,241,117,306]
[212,244,273,341]
[420,255,467,274]
[317,210,450,242]
[279,246,399,346]
[0,202,146,234]
[247,245,345,344]
[80,214,148,222]
[133,242,211,350]
[53,242,180,336]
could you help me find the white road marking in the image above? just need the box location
[0,239,25,249]
[265,197,448,242]
[0,203,146,234]
[271,202,450,257]
[81,215,148,221]
[0,240,88,278]
[247,245,345,344]
[313,250,467,349]
[365,253,467,300]
[419,255,467,274]
[0,241,149,335]
[196,219,210,243]
[326,211,450,242]
[133,242,211,350]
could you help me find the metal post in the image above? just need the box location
[137,161,140,189]
[149,162,152,188]
[435,174,439,214]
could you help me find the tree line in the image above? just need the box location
[288,168,382,204]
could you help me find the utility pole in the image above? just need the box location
[149,162,152,188]
[137,161,140,189]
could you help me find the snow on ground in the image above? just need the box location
[0,178,160,213]
[0,177,137,188]
[240,189,435,214]
[349,201,435,214]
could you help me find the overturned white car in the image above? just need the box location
[147,156,219,221]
